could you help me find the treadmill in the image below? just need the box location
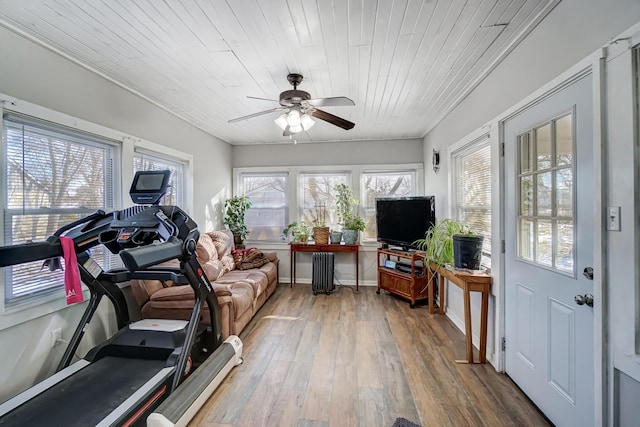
[0,170,242,427]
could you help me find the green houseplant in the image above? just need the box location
[281,221,312,244]
[334,183,365,244]
[224,195,252,244]
[414,218,483,269]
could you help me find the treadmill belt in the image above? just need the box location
[0,356,171,426]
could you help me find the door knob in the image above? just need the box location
[574,293,594,307]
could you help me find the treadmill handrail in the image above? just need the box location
[0,236,62,267]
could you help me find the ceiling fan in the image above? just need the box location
[228,73,355,136]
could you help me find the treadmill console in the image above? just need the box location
[129,170,171,205]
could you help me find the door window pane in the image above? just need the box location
[516,113,575,274]
[536,220,553,266]
[520,176,533,216]
[519,133,532,173]
[556,221,574,272]
[536,124,552,170]
[519,219,534,261]
[556,114,573,166]
[555,168,573,217]
[536,172,552,216]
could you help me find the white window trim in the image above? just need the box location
[0,93,193,330]
[233,163,424,248]
[125,138,193,214]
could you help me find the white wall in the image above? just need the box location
[233,138,424,168]
[233,138,425,288]
[0,25,232,401]
[422,0,640,422]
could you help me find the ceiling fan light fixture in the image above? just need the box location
[274,114,288,130]
[275,110,315,135]
[287,109,301,126]
[300,113,315,130]
[289,124,303,133]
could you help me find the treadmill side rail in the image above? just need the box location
[146,336,243,427]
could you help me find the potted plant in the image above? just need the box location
[281,221,312,244]
[311,204,330,244]
[414,218,484,270]
[334,183,366,244]
[329,229,343,244]
[223,195,252,245]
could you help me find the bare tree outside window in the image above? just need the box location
[362,173,413,240]
[3,118,116,303]
[301,174,347,231]
[242,174,288,241]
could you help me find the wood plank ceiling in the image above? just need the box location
[0,0,559,145]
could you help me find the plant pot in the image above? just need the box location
[294,234,309,244]
[233,234,243,246]
[453,235,484,270]
[313,226,330,244]
[342,229,358,245]
[329,231,343,244]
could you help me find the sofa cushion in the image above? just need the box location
[220,269,268,303]
[207,230,235,273]
[202,259,224,281]
[196,233,218,263]
[149,281,253,322]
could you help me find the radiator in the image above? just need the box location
[312,252,335,294]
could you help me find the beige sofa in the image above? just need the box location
[129,230,279,339]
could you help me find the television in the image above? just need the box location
[375,196,436,251]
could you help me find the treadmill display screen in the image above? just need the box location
[129,170,172,205]
[135,173,166,191]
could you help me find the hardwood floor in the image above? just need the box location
[190,284,550,427]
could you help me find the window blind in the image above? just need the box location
[452,140,492,260]
[133,150,185,208]
[3,112,118,307]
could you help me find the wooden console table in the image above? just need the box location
[290,243,359,291]
[377,248,432,309]
[430,262,492,364]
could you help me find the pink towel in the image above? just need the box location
[60,237,83,305]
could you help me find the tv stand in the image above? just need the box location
[376,248,433,309]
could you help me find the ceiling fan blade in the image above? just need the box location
[310,108,355,130]
[228,107,287,123]
[306,96,355,107]
[247,96,279,102]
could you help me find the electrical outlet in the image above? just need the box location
[51,328,62,347]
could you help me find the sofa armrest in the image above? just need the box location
[212,282,233,297]
[262,251,278,262]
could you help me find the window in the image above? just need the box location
[2,112,119,308]
[300,173,348,231]
[452,138,492,264]
[233,164,422,242]
[361,171,415,240]
[240,173,288,241]
[133,150,185,207]
[516,114,574,273]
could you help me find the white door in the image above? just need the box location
[504,73,594,426]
